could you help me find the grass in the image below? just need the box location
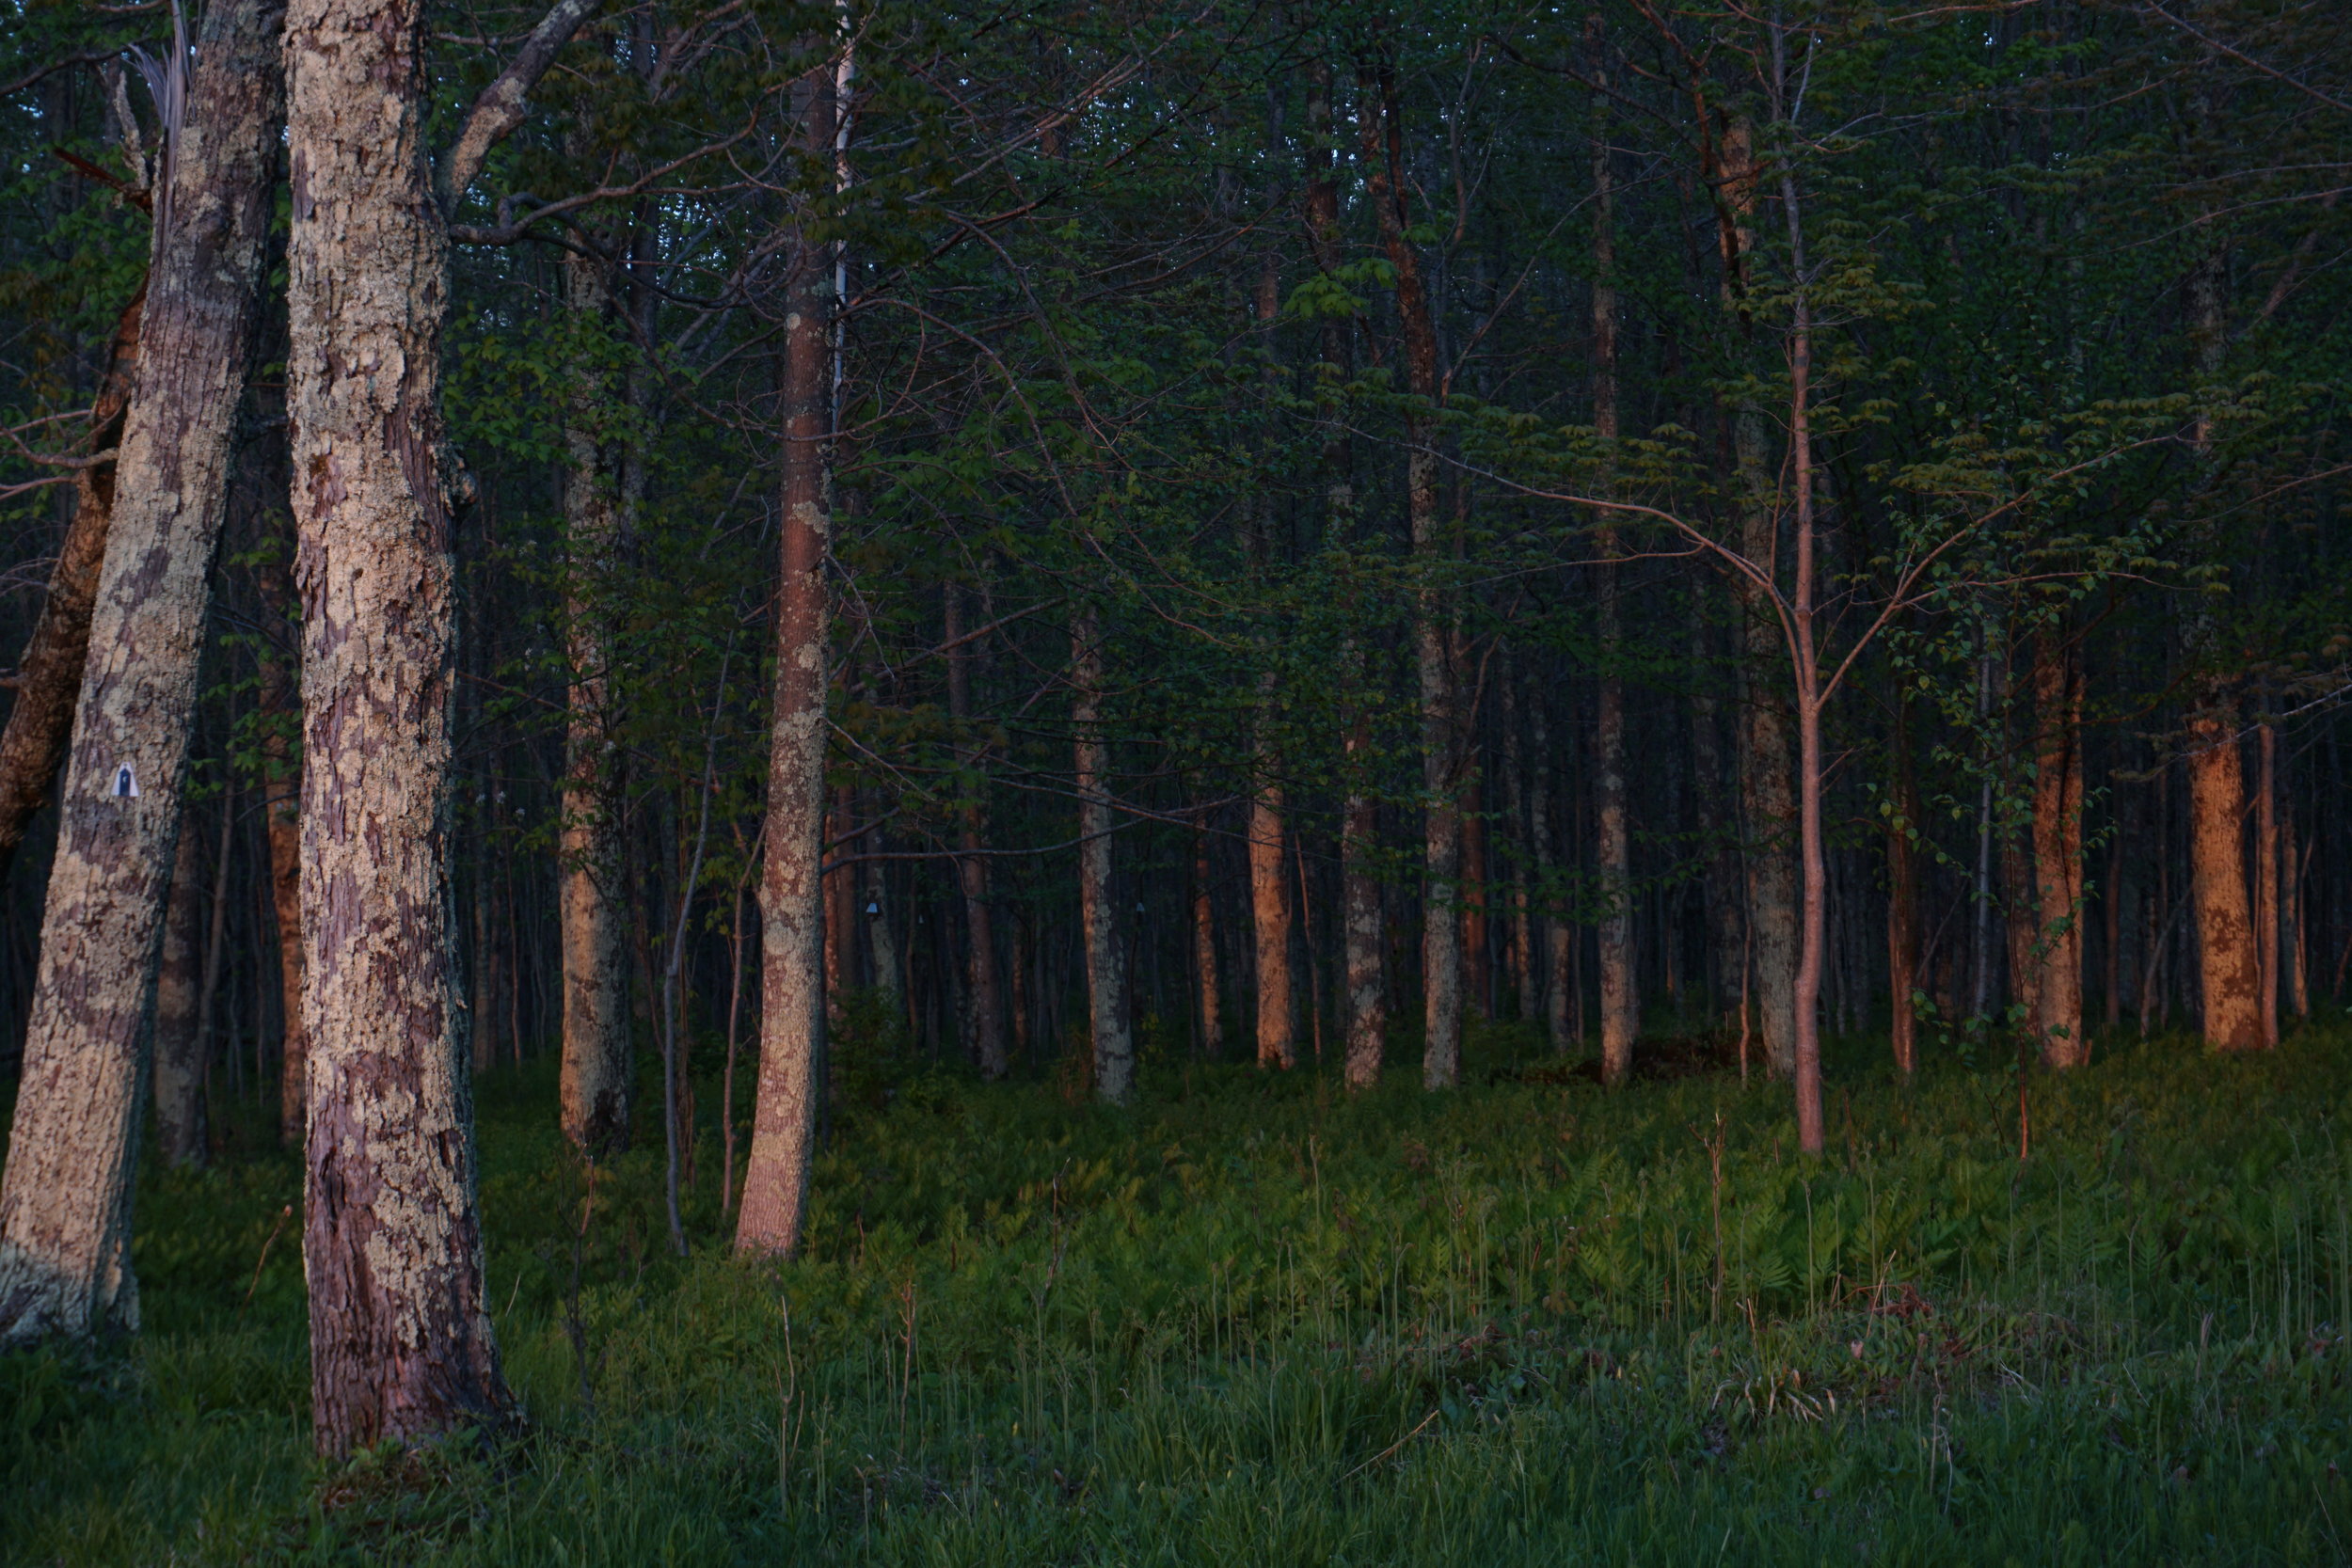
[6,1010,2352,1564]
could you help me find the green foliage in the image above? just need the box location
[9,1022,2352,1562]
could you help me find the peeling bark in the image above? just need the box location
[0,0,280,1348]
[288,0,516,1449]
[2185,703,2264,1051]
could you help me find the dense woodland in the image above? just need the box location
[0,0,2348,1478]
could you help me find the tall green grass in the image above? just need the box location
[6,1018,2351,1564]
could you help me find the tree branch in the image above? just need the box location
[435,0,600,216]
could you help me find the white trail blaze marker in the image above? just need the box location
[110,764,139,799]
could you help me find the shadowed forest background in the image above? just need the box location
[1,0,2350,1560]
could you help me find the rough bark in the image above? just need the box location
[2185,703,2264,1050]
[0,0,280,1348]
[945,583,1005,1078]
[151,822,206,1168]
[287,0,522,1449]
[0,288,144,881]
[556,245,632,1156]
[1365,62,1459,1089]
[737,69,837,1256]
[2031,627,2086,1067]
[1071,608,1133,1102]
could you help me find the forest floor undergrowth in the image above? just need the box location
[7,1011,2352,1564]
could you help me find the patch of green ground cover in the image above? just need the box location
[8,1018,2352,1564]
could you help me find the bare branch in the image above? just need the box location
[435,0,600,216]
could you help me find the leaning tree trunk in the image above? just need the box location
[0,288,143,882]
[556,246,633,1155]
[151,824,207,1168]
[2185,697,2265,1050]
[736,71,837,1257]
[0,0,281,1348]
[285,0,546,1449]
[1072,608,1134,1102]
[2031,626,2086,1067]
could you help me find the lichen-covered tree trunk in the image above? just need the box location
[0,289,143,882]
[557,247,632,1155]
[286,0,509,1450]
[2185,702,2264,1050]
[2031,628,2086,1067]
[1072,609,1134,1102]
[0,0,280,1348]
[736,74,835,1254]
[151,824,206,1168]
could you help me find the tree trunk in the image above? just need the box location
[1191,810,1222,1057]
[556,246,632,1156]
[1885,692,1921,1076]
[1527,675,1573,1051]
[0,0,281,1348]
[737,68,837,1256]
[1589,47,1634,1083]
[862,803,902,1013]
[1365,63,1458,1089]
[0,288,144,882]
[2256,719,2280,1047]
[1071,609,1133,1101]
[2032,626,2086,1067]
[1500,658,1536,1024]
[151,822,207,1168]
[286,0,530,1449]
[255,585,308,1147]
[1248,736,1295,1070]
[945,583,1006,1077]
[2185,702,2265,1050]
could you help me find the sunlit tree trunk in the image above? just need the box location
[2185,704,2264,1050]
[1249,725,1295,1071]
[0,289,142,881]
[2032,626,2086,1067]
[737,67,837,1255]
[0,0,281,1348]
[287,0,517,1448]
[556,246,632,1155]
[1071,608,1133,1102]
